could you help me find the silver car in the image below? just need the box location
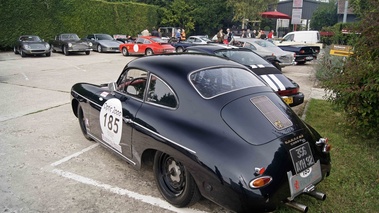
[235,38,294,68]
[86,34,123,53]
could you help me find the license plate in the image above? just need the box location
[306,56,313,60]
[289,142,315,174]
[282,96,293,105]
[287,160,322,199]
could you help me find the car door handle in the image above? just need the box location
[123,118,132,123]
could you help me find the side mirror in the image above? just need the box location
[108,82,117,93]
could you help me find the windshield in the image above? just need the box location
[20,36,41,42]
[214,49,270,66]
[150,37,168,43]
[61,34,80,41]
[254,40,277,47]
[96,34,114,40]
[190,67,265,98]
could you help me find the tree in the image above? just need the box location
[319,0,379,138]
[160,0,195,32]
[225,0,277,25]
[310,0,338,30]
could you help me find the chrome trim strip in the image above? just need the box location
[72,90,102,108]
[129,119,196,154]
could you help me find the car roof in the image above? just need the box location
[126,54,247,78]
[186,44,240,52]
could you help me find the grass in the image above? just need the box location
[277,99,379,213]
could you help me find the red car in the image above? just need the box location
[119,36,175,56]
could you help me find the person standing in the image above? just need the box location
[175,29,181,42]
[241,29,247,38]
[151,27,159,37]
[181,29,186,41]
[216,29,224,44]
[246,29,251,38]
[141,28,149,36]
[268,30,274,39]
[226,28,234,44]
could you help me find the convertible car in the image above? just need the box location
[185,45,304,107]
[119,36,175,56]
[85,33,123,53]
[71,54,331,213]
[14,35,51,57]
[50,33,93,56]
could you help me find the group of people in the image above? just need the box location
[216,28,275,44]
[140,27,186,42]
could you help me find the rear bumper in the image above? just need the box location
[295,55,314,62]
[288,92,305,107]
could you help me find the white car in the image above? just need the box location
[235,38,295,68]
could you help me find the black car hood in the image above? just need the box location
[221,92,305,145]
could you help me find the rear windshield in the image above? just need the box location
[214,49,270,66]
[189,67,265,98]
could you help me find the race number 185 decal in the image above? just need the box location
[99,98,123,152]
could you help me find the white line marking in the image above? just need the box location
[50,143,99,167]
[261,75,278,91]
[21,72,29,80]
[52,168,208,213]
[268,74,286,91]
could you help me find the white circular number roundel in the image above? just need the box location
[99,98,123,151]
[133,44,139,52]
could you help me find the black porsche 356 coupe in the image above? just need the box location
[70,54,331,213]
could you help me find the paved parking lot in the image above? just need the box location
[0,51,319,213]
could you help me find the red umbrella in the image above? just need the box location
[260,11,291,19]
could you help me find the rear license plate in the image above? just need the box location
[287,160,322,199]
[282,96,293,105]
[289,142,315,174]
[306,56,314,60]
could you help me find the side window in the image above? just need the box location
[136,38,144,44]
[147,74,177,108]
[118,69,147,100]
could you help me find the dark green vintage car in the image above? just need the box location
[50,33,93,56]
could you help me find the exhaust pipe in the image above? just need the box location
[285,200,308,213]
[306,190,326,201]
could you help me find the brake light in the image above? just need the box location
[254,167,266,175]
[316,138,332,153]
[250,176,273,188]
[300,50,305,54]
[277,87,299,96]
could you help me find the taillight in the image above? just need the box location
[250,176,273,188]
[277,87,299,96]
[300,50,305,54]
[316,138,331,153]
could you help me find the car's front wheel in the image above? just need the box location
[145,48,153,56]
[77,104,93,141]
[46,52,51,57]
[97,45,102,53]
[122,47,129,56]
[13,46,18,54]
[20,50,26,57]
[153,151,201,207]
[85,51,90,55]
[63,45,69,56]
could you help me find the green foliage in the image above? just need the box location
[315,0,379,139]
[226,0,277,22]
[160,0,195,32]
[310,0,338,30]
[0,0,159,50]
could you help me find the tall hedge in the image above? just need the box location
[0,0,159,50]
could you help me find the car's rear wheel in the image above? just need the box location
[85,51,90,55]
[145,48,153,56]
[122,47,129,56]
[46,52,51,57]
[176,47,184,53]
[51,45,56,53]
[97,45,102,53]
[77,104,93,141]
[63,45,69,56]
[153,151,201,207]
